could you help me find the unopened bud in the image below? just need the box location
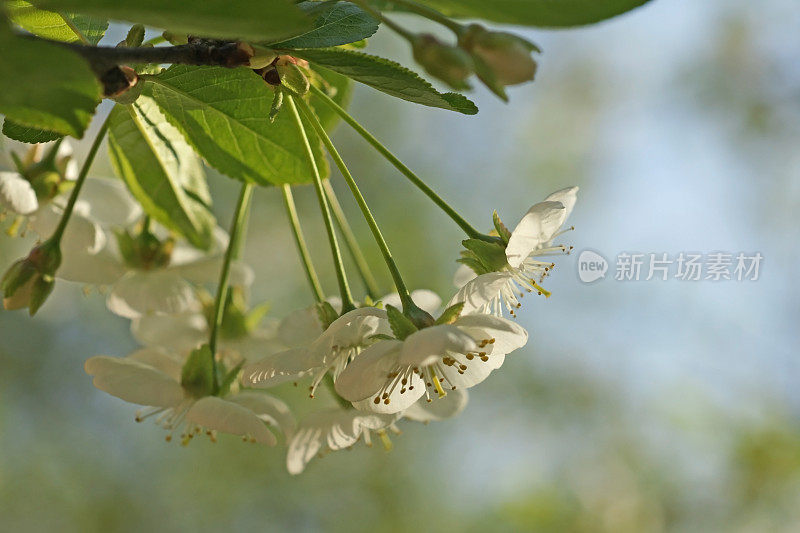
[461,25,539,88]
[411,34,473,90]
[1,239,61,315]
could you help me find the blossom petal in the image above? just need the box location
[84,355,184,407]
[78,178,142,228]
[398,325,477,368]
[278,306,323,348]
[455,314,529,362]
[404,388,469,422]
[286,409,397,475]
[506,201,566,268]
[126,348,185,382]
[185,396,276,445]
[447,271,515,315]
[131,312,207,353]
[382,289,442,315]
[545,186,579,222]
[453,264,476,288]
[334,340,403,402]
[56,245,126,285]
[29,203,105,254]
[0,171,37,215]
[242,348,318,387]
[226,391,296,438]
[106,270,200,319]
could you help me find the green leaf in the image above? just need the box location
[30,0,311,41]
[292,48,478,115]
[181,344,215,398]
[401,0,651,27]
[309,65,353,132]
[0,25,101,138]
[268,1,379,49]
[146,65,328,186]
[386,304,417,341]
[107,98,216,250]
[7,1,107,44]
[2,118,63,143]
[435,302,464,325]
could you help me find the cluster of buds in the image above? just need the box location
[252,51,311,121]
[409,24,540,99]
[1,238,61,315]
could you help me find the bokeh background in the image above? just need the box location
[2,0,799,531]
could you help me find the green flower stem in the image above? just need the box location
[50,115,111,246]
[281,184,325,303]
[208,182,254,389]
[309,85,489,241]
[386,0,464,34]
[353,0,416,41]
[286,94,356,313]
[322,179,382,300]
[294,97,417,313]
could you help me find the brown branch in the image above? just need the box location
[21,34,254,96]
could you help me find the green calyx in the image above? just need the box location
[386,304,418,340]
[458,237,508,276]
[316,300,340,330]
[201,287,271,341]
[181,344,216,398]
[115,224,174,270]
[12,141,75,203]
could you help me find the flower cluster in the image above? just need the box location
[2,125,576,474]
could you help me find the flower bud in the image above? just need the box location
[460,24,539,89]
[1,239,62,315]
[411,34,474,90]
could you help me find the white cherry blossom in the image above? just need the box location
[286,409,400,474]
[335,314,527,414]
[242,306,390,397]
[450,186,578,316]
[85,348,293,445]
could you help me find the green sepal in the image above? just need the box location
[435,302,464,325]
[462,238,508,272]
[181,344,215,398]
[369,333,395,342]
[493,210,512,244]
[471,53,508,102]
[278,63,310,95]
[316,301,339,330]
[245,301,272,332]
[1,259,36,297]
[28,275,55,316]
[217,360,244,397]
[456,256,488,276]
[386,304,417,341]
[269,89,284,122]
